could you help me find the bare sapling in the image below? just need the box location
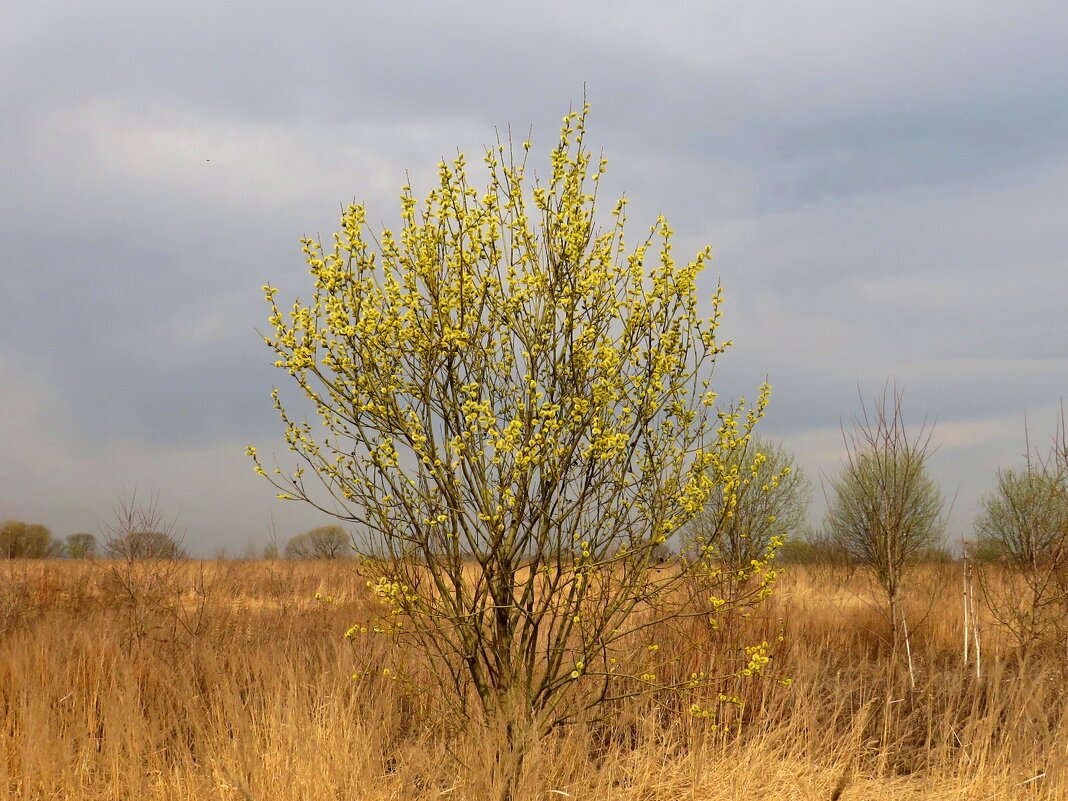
[975,410,1068,657]
[824,384,946,683]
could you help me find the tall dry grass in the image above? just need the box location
[0,558,1065,800]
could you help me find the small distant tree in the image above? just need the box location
[686,435,810,568]
[976,470,1067,565]
[975,417,1068,653]
[284,525,351,559]
[0,521,57,558]
[65,533,98,559]
[251,103,777,793]
[824,386,945,656]
[682,436,809,627]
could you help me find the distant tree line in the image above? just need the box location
[0,522,104,559]
[0,518,355,561]
[4,407,1064,581]
[0,521,185,561]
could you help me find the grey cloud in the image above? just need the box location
[3,0,1067,550]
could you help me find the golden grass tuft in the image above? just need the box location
[0,559,1065,799]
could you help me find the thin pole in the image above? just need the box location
[962,546,971,667]
[901,607,916,690]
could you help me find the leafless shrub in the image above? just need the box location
[103,492,186,560]
[99,491,206,648]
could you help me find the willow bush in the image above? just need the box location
[251,106,780,790]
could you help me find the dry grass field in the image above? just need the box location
[1,558,1065,800]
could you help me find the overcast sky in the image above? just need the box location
[2,1,1066,555]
